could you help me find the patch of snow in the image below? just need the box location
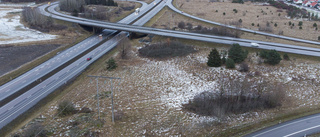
[0,7,56,45]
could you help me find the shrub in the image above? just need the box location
[207,48,222,67]
[106,58,117,71]
[265,50,282,65]
[314,23,318,28]
[274,23,277,27]
[259,50,268,59]
[221,56,226,64]
[228,43,247,63]
[233,9,238,13]
[318,36,320,41]
[289,21,292,26]
[298,21,303,26]
[299,26,302,29]
[72,9,78,16]
[58,100,76,116]
[178,21,185,29]
[252,23,254,26]
[238,19,242,23]
[232,0,244,4]
[223,12,226,15]
[183,79,285,116]
[23,123,47,137]
[226,58,235,68]
[239,62,249,72]
[138,41,196,59]
[283,53,290,60]
[186,23,193,30]
[216,10,218,12]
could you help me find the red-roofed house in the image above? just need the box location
[310,2,318,8]
[302,0,311,6]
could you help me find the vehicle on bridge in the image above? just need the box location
[135,8,140,14]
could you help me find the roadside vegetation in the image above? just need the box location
[138,40,196,59]
[22,7,68,32]
[59,0,136,22]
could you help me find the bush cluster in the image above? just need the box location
[183,79,285,117]
[106,58,117,71]
[268,0,308,18]
[260,50,282,65]
[22,7,67,32]
[138,41,196,59]
[207,43,247,70]
[177,22,241,38]
[58,100,76,116]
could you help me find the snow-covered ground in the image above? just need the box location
[0,3,56,45]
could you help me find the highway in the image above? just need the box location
[40,1,320,137]
[0,0,158,130]
[1,0,320,135]
[246,113,320,137]
[41,3,320,58]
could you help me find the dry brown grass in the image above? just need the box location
[12,36,320,136]
[177,0,320,41]
[145,5,318,48]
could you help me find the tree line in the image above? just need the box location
[207,43,283,69]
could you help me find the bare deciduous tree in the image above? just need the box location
[118,35,131,59]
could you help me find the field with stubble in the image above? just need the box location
[176,0,320,41]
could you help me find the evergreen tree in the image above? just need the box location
[228,43,247,63]
[266,50,282,65]
[207,48,222,67]
[106,58,117,71]
[221,55,226,65]
[259,50,268,59]
[226,58,235,68]
[283,53,290,60]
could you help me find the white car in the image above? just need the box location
[251,42,259,47]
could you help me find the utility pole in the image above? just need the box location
[87,75,121,123]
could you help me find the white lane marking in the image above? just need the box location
[0,33,122,125]
[283,124,320,137]
[252,115,320,137]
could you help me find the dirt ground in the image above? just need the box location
[176,0,320,41]
[0,44,61,76]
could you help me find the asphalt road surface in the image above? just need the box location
[246,113,320,137]
[42,2,320,58]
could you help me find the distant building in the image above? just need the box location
[310,2,318,8]
[294,0,303,4]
